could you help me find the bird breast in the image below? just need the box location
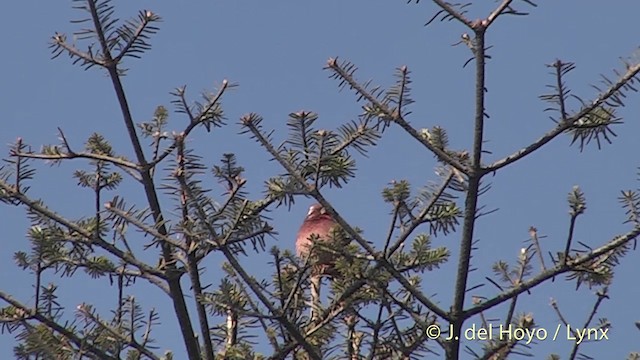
[295,215,336,258]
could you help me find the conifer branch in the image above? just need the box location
[0,290,117,359]
[174,137,216,360]
[5,1,640,358]
[487,60,640,173]
[174,152,321,358]
[325,58,469,175]
[148,80,229,167]
[486,0,514,27]
[0,180,165,280]
[50,34,105,68]
[74,1,201,356]
[242,115,449,323]
[448,22,487,360]
[386,171,455,257]
[105,204,186,250]
[112,10,161,63]
[12,150,139,171]
[431,0,474,28]
[465,226,640,318]
[226,265,282,351]
[76,303,162,360]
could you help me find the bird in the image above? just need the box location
[295,203,341,276]
[295,203,344,323]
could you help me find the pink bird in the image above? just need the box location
[296,203,340,275]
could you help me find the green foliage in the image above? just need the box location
[1,139,36,198]
[282,111,358,188]
[50,0,161,72]
[383,179,461,238]
[382,180,411,203]
[139,106,169,139]
[13,218,112,279]
[490,246,534,290]
[398,234,449,273]
[540,59,637,152]
[326,59,413,129]
[73,134,123,191]
[569,106,620,150]
[13,323,73,359]
[565,241,629,290]
[567,185,586,217]
[170,82,232,133]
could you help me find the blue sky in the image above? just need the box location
[2,0,640,358]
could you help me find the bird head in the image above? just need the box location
[305,203,329,221]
